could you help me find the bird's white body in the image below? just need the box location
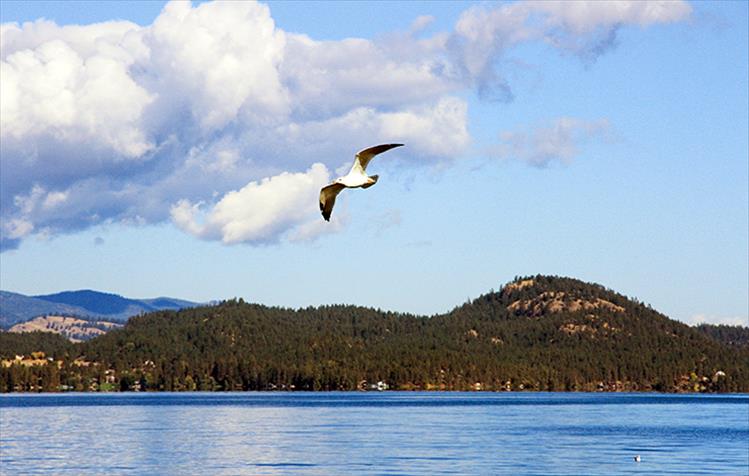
[319,144,403,221]
[336,169,374,188]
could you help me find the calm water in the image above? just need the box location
[1,392,747,475]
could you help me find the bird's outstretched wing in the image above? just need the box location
[353,143,404,173]
[319,182,346,221]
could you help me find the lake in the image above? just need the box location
[1,392,747,475]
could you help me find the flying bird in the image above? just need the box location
[319,143,404,221]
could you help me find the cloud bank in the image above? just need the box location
[0,0,691,249]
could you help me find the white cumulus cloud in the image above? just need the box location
[145,0,289,130]
[1,21,154,157]
[171,163,331,244]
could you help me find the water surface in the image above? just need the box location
[1,392,747,475]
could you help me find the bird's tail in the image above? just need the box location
[362,175,379,189]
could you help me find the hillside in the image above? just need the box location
[0,290,199,328]
[9,316,122,343]
[1,276,747,393]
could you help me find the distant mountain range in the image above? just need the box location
[0,290,199,328]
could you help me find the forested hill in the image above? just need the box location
[1,275,747,393]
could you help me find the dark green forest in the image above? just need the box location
[694,324,749,350]
[2,276,747,393]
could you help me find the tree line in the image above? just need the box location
[2,276,747,393]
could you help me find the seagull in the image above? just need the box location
[319,143,404,221]
[634,455,641,463]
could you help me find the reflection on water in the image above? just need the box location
[1,393,747,475]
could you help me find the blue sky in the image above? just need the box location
[0,1,746,326]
